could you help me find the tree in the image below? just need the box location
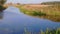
[0,0,7,11]
[0,0,7,5]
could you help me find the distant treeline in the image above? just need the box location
[41,1,60,5]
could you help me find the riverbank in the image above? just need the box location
[19,5,60,16]
[18,4,60,22]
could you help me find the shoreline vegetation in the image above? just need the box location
[24,28,60,34]
[17,1,60,22]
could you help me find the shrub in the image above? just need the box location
[32,11,46,16]
[0,0,7,5]
[0,5,6,11]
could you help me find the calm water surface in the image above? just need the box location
[0,6,60,34]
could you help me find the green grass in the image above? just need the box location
[32,11,46,16]
[24,28,60,34]
[19,7,46,16]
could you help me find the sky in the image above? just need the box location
[6,0,60,4]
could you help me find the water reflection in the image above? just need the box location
[38,15,60,22]
[0,12,3,19]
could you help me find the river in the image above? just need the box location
[0,6,60,34]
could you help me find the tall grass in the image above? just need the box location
[24,28,60,34]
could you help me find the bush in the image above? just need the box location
[32,11,46,16]
[0,0,7,5]
[0,5,6,11]
[0,0,7,11]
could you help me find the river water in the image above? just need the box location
[0,6,60,34]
